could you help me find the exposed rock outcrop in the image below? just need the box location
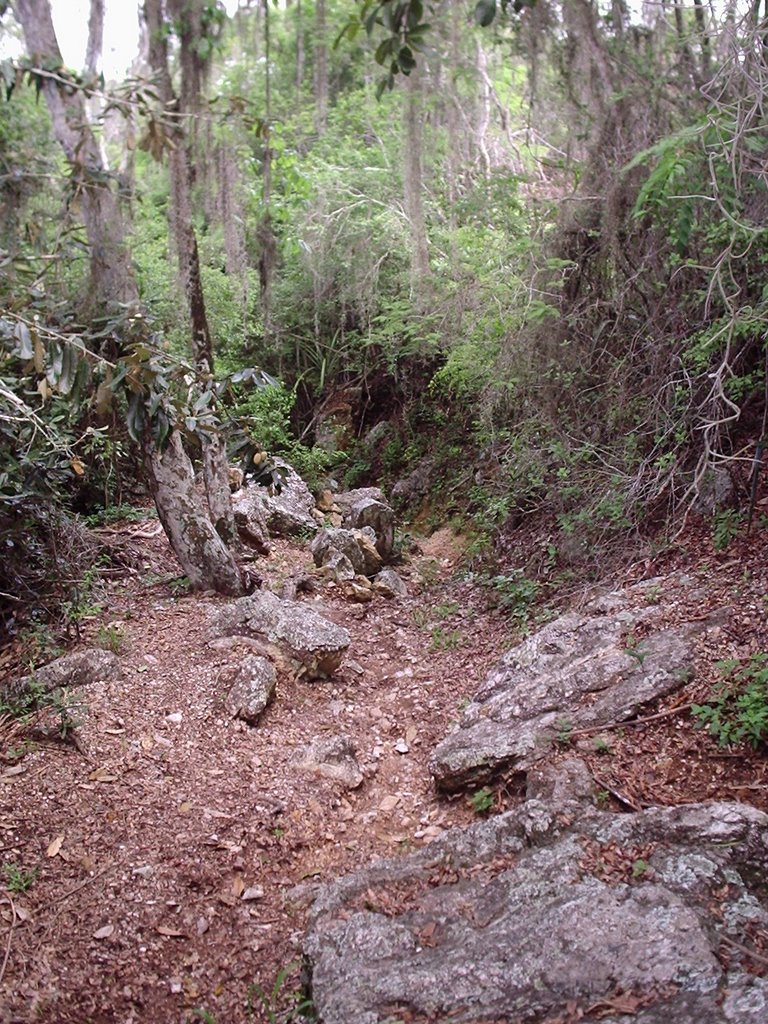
[10,648,123,696]
[232,459,318,542]
[211,591,350,680]
[290,734,363,790]
[302,772,768,1024]
[430,585,705,791]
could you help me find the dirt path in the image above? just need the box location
[0,530,509,1024]
[2,517,767,1024]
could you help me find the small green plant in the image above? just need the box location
[555,718,573,746]
[0,679,84,741]
[246,961,314,1022]
[96,624,125,654]
[595,789,610,807]
[410,607,430,629]
[712,508,743,551]
[631,858,650,879]
[168,575,191,597]
[486,570,540,623]
[3,862,38,894]
[692,653,768,748]
[468,787,495,815]
[644,584,662,605]
[430,627,462,651]
[433,600,459,621]
[82,504,154,528]
[623,633,648,667]
[188,1010,216,1024]
[593,736,612,755]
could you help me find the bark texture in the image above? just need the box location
[147,432,243,596]
[13,0,137,308]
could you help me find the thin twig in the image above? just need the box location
[570,702,694,739]
[0,893,17,986]
[720,934,768,970]
[591,773,644,812]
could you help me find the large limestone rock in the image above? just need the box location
[430,591,701,791]
[311,527,382,578]
[302,782,768,1024]
[232,459,318,540]
[211,591,350,679]
[334,488,395,562]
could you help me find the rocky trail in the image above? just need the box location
[1,481,768,1024]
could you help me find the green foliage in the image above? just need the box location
[429,626,462,651]
[3,862,37,894]
[468,787,495,815]
[712,509,743,552]
[692,654,768,749]
[0,677,84,741]
[96,624,126,655]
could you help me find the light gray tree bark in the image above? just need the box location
[13,0,136,309]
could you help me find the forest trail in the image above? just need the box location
[2,516,768,1024]
[0,526,510,1024]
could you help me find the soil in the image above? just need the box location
[0,511,767,1024]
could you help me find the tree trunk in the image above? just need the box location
[402,68,431,300]
[143,0,237,550]
[14,0,242,595]
[13,0,137,309]
[314,0,328,134]
[146,431,243,595]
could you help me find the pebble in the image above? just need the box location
[394,739,409,754]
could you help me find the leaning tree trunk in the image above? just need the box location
[144,0,237,549]
[13,0,136,309]
[146,431,243,595]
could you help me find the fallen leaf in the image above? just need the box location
[46,835,64,858]
[179,802,192,814]
[14,904,31,924]
[89,767,118,783]
[231,873,245,898]
[93,924,114,940]
[156,925,185,938]
[196,916,209,936]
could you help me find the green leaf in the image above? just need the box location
[474,0,497,27]
[374,38,394,65]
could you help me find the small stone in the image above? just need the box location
[379,795,400,812]
[165,711,183,725]
[394,739,409,755]
[241,886,265,902]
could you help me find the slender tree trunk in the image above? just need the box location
[84,0,104,75]
[13,0,137,308]
[295,0,305,103]
[403,68,431,300]
[144,0,238,550]
[314,0,328,134]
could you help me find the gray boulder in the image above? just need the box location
[302,793,768,1024]
[372,569,408,598]
[334,487,387,518]
[211,591,350,680]
[311,527,382,578]
[290,734,363,790]
[232,459,318,540]
[15,648,123,695]
[430,596,699,791]
[344,497,395,562]
[232,494,271,554]
[222,655,276,724]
